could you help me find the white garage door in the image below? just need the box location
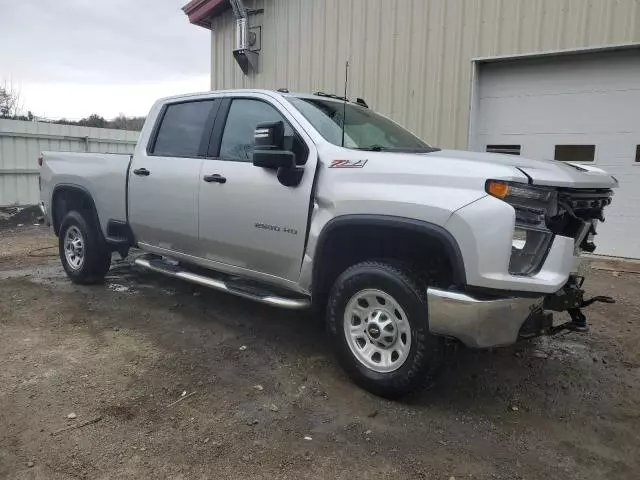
[472,48,640,259]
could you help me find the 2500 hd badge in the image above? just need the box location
[254,222,298,235]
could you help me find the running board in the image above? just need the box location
[133,257,310,310]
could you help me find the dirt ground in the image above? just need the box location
[1,226,639,480]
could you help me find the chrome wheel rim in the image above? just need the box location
[63,226,85,270]
[343,289,412,373]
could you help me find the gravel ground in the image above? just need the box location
[1,226,639,479]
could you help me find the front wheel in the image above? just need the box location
[59,210,111,284]
[327,261,445,399]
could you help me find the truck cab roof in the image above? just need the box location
[156,89,366,108]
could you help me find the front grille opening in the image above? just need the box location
[546,188,613,253]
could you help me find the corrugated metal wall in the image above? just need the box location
[209,0,640,149]
[0,119,138,206]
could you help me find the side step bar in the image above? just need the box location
[134,257,310,310]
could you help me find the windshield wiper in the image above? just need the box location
[355,145,385,152]
[354,145,441,153]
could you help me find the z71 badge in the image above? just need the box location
[329,159,368,169]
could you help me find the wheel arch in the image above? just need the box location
[311,214,467,306]
[51,184,102,237]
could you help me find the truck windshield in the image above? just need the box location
[287,97,437,153]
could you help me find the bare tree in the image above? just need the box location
[0,80,23,118]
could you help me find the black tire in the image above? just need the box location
[326,261,445,399]
[58,210,111,284]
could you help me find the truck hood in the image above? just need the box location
[433,149,618,189]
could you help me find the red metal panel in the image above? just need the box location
[182,0,229,29]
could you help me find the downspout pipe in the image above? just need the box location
[230,0,247,18]
[230,0,249,50]
[230,0,258,74]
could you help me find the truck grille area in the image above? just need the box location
[546,188,613,252]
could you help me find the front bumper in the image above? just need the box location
[427,288,543,348]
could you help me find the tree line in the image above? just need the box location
[53,113,146,131]
[1,81,145,131]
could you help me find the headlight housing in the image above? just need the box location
[486,180,557,276]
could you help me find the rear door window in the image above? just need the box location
[151,100,218,157]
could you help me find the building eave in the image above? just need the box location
[182,0,230,29]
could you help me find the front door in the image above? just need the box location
[197,95,317,283]
[129,98,220,254]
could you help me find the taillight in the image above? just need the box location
[38,153,43,167]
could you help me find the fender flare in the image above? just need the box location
[51,184,102,237]
[311,214,467,288]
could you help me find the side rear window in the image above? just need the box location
[151,100,217,157]
[219,99,307,164]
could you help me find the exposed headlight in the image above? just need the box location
[486,180,557,276]
[512,227,527,250]
[508,227,553,275]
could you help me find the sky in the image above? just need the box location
[0,0,210,120]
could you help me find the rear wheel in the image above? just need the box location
[59,210,111,284]
[327,261,445,399]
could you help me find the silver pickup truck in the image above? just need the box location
[39,89,617,398]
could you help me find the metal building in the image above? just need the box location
[183,0,640,258]
[0,119,138,206]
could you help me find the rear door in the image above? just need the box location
[129,98,220,254]
[197,94,318,283]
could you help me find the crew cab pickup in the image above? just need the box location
[39,89,617,398]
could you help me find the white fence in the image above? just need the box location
[0,119,139,206]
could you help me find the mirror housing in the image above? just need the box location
[252,121,305,187]
[253,121,295,169]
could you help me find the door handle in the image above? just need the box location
[203,174,227,184]
[133,168,150,176]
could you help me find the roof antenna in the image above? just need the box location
[341,60,349,148]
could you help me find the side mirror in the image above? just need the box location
[252,121,305,187]
[252,121,296,169]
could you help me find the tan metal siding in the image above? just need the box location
[0,119,138,206]
[209,0,640,149]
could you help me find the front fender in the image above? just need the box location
[299,213,467,293]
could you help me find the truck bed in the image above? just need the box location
[40,151,132,235]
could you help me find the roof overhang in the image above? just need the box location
[182,0,230,29]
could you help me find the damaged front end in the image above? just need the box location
[520,275,615,340]
[546,187,614,254]
[520,187,616,339]
[544,274,616,332]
